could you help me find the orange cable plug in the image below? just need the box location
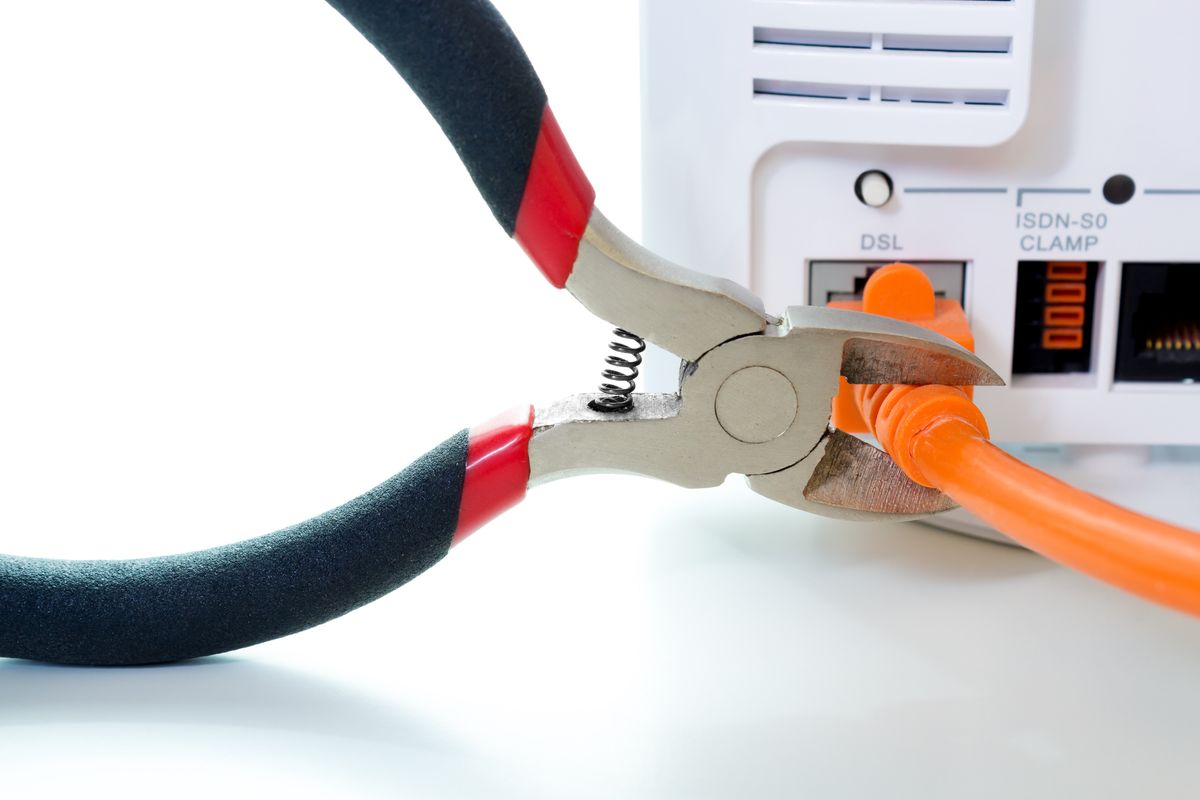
[847,263,1200,617]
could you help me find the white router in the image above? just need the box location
[640,0,1200,538]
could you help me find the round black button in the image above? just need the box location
[1103,174,1135,205]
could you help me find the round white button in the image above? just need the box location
[855,170,893,208]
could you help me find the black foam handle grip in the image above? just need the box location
[325,0,548,234]
[0,431,468,666]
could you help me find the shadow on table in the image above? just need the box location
[0,656,443,743]
[0,656,543,796]
[659,485,1053,585]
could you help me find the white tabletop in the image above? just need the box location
[5,481,1200,798]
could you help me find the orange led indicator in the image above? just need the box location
[1046,262,1088,281]
[1046,283,1087,303]
[1044,305,1085,327]
[1042,328,1084,350]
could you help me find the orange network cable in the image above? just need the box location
[835,263,1200,616]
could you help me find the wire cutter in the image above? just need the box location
[0,0,1001,666]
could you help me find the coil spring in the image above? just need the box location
[588,328,646,413]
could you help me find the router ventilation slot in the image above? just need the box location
[743,0,1030,142]
[880,86,1009,106]
[754,80,871,102]
[754,29,872,49]
[754,79,1008,108]
[881,33,1011,54]
[754,28,1012,55]
[753,16,1015,109]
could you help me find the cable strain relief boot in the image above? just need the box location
[855,383,990,487]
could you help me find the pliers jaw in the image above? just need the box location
[749,428,959,521]
[533,217,1003,519]
[745,307,1003,521]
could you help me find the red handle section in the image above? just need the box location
[453,406,535,545]
[513,107,596,288]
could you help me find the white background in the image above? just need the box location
[2,2,1200,798]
